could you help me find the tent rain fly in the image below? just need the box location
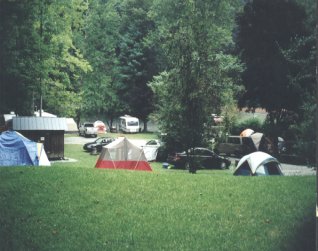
[95,137,152,171]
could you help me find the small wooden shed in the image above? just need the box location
[13,117,67,160]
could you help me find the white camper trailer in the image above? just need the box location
[119,115,140,133]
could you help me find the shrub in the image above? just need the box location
[231,118,264,135]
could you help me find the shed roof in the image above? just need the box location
[13,117,67,131]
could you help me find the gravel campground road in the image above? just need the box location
[65,136,316,176]
[275,162,315,176]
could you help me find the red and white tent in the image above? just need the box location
[95,137,152,171]
[94,120,107,134]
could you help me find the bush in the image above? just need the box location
[231,118,264,135]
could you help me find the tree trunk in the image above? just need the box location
[143,120,148,132]
[187,148,197,174]
[266,111,280,157]
[75,112,81,129]
[109,117,113,129]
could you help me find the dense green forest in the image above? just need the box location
[0,0,316,161]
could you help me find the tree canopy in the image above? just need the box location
[0,0,315,160]
[236,0,308,113]
[0,0,91,117]
[235,0,315,156]
[149,0,242,156]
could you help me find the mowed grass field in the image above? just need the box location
[0,143,316,251]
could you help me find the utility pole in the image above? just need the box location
[39,0,44,117]
[315,0,318,248]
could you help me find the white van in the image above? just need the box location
[119,115,140,133]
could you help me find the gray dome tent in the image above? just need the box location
[234,151,283,176]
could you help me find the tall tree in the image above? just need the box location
[0,0,91,117]
[79,0,124,127]
[78,0,159,129]
[235,0,309,143]
[282,0,316,163]
[39,0,91,117]
[0,1,42,115]
[116,0,159,131]
[150,0,241,172]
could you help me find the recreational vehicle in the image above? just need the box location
[119,115,140,133]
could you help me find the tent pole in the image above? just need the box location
[134,150,143,170]
[110,154,116,169]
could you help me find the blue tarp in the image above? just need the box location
[0,131,38,166]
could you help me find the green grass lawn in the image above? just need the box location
[0,144,315,251]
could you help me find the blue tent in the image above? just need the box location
[0,131,39,166]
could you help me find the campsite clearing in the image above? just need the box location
[0,144,315,251]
